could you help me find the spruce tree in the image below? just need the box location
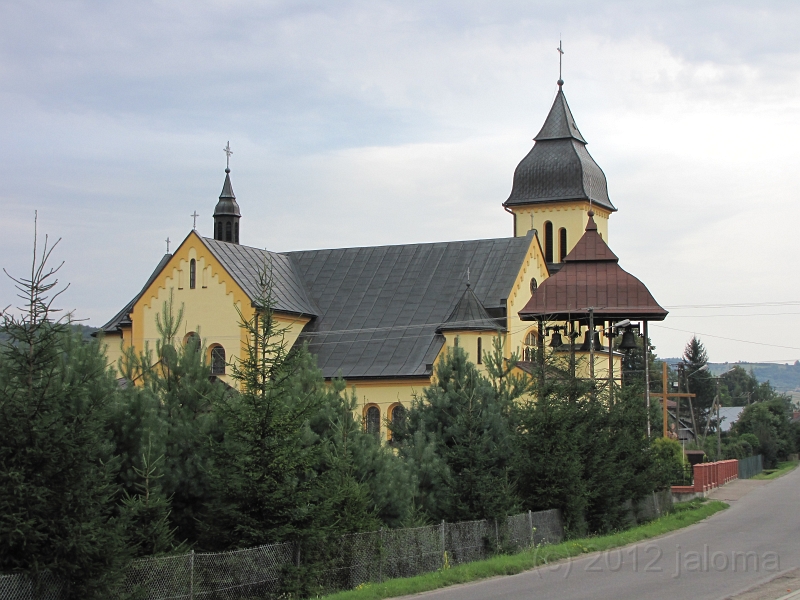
[0,226,127,598]
[396,342,519,523]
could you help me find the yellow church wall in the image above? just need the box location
[100,330,127,374]
[123,231,309,385]
[505,234,550,361]
[511,202,610,256]
[439,330,503,374]
[350,378,431,441]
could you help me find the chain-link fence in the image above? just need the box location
[0,572,65,600]
[0,510,564,600]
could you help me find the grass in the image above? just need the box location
[321,499,728,600]
[751,459,799,480]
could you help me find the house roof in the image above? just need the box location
[518,212,667,322]
[438,284,505,332]
[287,232,534,379]
[99,253,173,333]
[504,83,615,212]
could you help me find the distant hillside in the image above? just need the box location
[664,357,800,394]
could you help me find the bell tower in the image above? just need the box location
[213,142,241,244]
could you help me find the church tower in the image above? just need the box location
[213,143,241,244]
[504,80,615,269]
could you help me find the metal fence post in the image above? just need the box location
[441,520,446,567]
[528,510,533,547]
[494,519,500,551]
[379,527,384,584]
[189,549,194,600]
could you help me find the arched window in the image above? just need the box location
[389,403,406,442]
[184,332,201,354]
[559,228,568,262]
[234,222,239,244]
[189,259,196,289]
[477,337,483,364]
[225,221,232,242]
[523,330,538,362]
[544,221,553,263]
[215,221,221,240]
[210,345,226,375]
[366,406,380,437]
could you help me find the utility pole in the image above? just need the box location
[644,321,651,438]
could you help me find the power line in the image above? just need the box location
[664,301,800,309]
[650,323,800,351]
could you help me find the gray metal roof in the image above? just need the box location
[99,253,174,333]
[200,237,319,315]
[287,232,534,379]
[438,285,505,332]
[214,169,241,217]
[504,85,615,212]
[534,86,586,143]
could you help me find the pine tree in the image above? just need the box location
[0,224,127,598]
[683,336,715,432]
[396,342,520,523]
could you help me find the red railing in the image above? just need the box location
[671,459,738,495]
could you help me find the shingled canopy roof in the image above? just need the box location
[518,212,667,322]
[437,284,504,332]
[503,82,615,212]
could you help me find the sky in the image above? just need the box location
[2,0,800,364]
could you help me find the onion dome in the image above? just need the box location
[504,82,615,212]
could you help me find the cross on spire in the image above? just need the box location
[557,40,564,86]
[165,237,171,253]
[191,211,199,229]
[223,141,233,171]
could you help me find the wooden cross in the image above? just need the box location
[166,237,171,253]
[191,211,199,229]
[223,141,233,170]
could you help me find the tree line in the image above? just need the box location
[0,241,733,598]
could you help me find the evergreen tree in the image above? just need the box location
[395,341,520,523]
[683,336,715,429]
[107,290,227,547]
[0,227,127,598]
[198,259,377,551]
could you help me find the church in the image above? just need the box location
[100,79,666,439]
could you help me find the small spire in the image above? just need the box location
[585,210,597,231]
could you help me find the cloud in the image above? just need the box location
[1,1,799,362]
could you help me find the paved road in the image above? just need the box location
[407,468,800,600]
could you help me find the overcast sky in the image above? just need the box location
[2,0,799,364]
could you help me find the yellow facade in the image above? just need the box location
[510,201,610,259]
[102,231,310,386]
[353,379,430,441]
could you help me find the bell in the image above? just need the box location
[549,331,563,348]
[618,327,639,351]
[578,330,604,351]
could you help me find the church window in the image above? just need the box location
[454,335,459,348]
[477,337,483,364]
[389,403,405,441]
[366,406,380,437]
[189,259,196,289]
[235,222,239,243]
[530,278,538,294]
[225,221,232,242]
[210,345,226,375]
[559,228,567,262]
[544,221,553,263]
[523,330,538,362]
[184,332,201,354]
